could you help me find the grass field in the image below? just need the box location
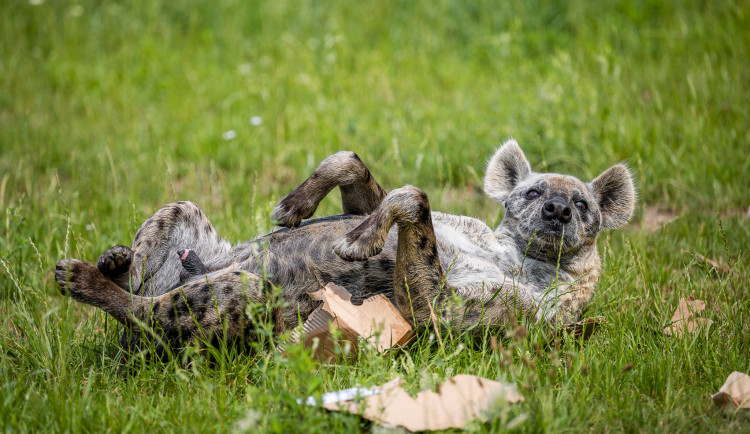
[1,0,749,431]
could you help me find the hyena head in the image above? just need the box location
[484,139,636,261]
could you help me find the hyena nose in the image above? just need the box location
[542,197,572,224]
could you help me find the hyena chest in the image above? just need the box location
[240,213,520,305]
[432,218,519,294]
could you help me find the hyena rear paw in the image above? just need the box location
[55,259,106,297]
[332,222,385,262]
[96,245,133,278]
[270,192,318,227]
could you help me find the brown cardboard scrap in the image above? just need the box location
[294,283,414,360]
[323,375,523,431]
[546,316,605,344]
[564,316,604,339]
[567,316,605,339]
[683,250,738,278]
[663,297,713,337]
[693,253,736,277]
[712,371,750,409]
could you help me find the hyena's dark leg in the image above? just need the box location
[97,201,231,297]
[56,259,269,348]
[332,185,446,326]
[271,151,387,227]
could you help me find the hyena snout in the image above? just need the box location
[542,197,572,224]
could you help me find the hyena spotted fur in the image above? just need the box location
[55,140,636,351]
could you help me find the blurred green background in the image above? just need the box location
[3,0,748,228]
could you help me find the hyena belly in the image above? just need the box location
[223,213,519,326]
[182,210,536,333]
[225,215,402,325]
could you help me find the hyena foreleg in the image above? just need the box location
[332,185,447,326]
[271,151,387,227]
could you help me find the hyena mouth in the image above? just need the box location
[533,223,575,251]
[538,221,565,236]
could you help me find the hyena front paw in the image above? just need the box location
[332,227,384,262]
[55,259,105,297]
[96,245,133,278]
[270,192,318,228]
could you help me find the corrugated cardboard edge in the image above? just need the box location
[546,316,605,343]
[280,283,414,360]
[712,371,750,409]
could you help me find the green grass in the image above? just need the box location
[1,0,749,431]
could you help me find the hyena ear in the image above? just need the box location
[484,139,532,203]
[590,164,636,228]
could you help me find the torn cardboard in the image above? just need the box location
[292,283,414,360]
[663,297,713,337]
[316,375,523,431]
[712,371,750,409]
[683,249,738,278]
[693,252,737,278]
[548,316,605,343]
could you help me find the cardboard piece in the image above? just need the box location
[544,316,605,348]
[693,253,736,277]
[292,283,414,360]
[683,249,738,278]
[712,371,750,409]
[548,316,605,342]
[663,297,713,337]
[321,375,523,431]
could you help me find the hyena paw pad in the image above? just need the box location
[332,236,383,262]
[96,245,133,278]
[270,194,317,227]
[55,259,100,296]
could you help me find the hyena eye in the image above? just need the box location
[575,201,588,211]
[525,189,540,200]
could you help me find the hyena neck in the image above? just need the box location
[559,244,601,283]
[521,246,602,305]
[494,225,601,283]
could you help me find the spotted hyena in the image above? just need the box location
[55,139,636,351]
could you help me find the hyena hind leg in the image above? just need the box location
[55,258,268,351]
[271,151,387,227]
[98,201,232,297]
